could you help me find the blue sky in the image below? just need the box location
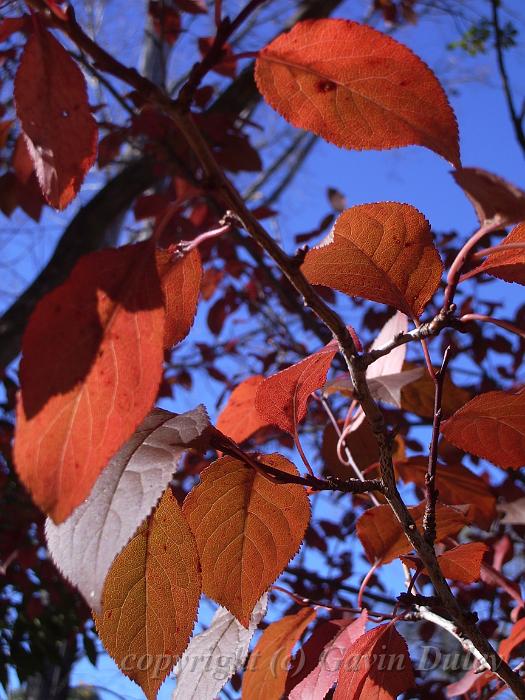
[2,1,525,698]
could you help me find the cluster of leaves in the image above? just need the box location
[0,1,525,699]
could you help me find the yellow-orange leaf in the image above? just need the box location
[242,607,317,700]
[401,542,488,584]
[356,501,469,564]
[301,203,443,318]
[182,454,310,626]
[157,248,202,347]
[255,18,460,165]
[216,375,268,443]
[94,489,201,700]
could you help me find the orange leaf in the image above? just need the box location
[157,247,202,347]
[182,453,310,626]
[441,388,525,469]
[452,167,525,226]
[14,24,97,209]
[333,623,414,699]
[395,457,496,530]
[401,542,488,584]
[255,18,459,166]
[356,501,470,564]
[401,361,471,419]
[500,617,525,662]
[94,488,201,700]
[242,607,317,700]
[14,242,169,523]
[301,203,443,318]
[255,345,337,435]
[465,222,525,286]
[216,375,269,443]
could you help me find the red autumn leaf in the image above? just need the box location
[499,617,525,662]
[356,501,470,564]
[452,167,525,226]
[401,542,488,584]
[441,387,525,470]
[395,457,496,530]
[14,242,180,523]
[255,344,338,435]
[333,623,414,699]
[156,248,202,347]
[301,203,443,318]
[255,18,460,166]
[242,607,317,700]
[14,24,98,209]
[290,611,368,700]
[175,0,207,13]
[0,16,30,43]
[464,222,525,285]
[216,375,269,443]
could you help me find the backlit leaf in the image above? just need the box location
[498,496,525,524]
[325,313,422,410]
[242,607,317,700]
[157,248,202,347]
[255,19,460,165]
[15,242,171,523]
[290,611,368,700]
[401,361,471,419]
[333,623,414,699]
[172,594,268,700]
[302,203,443,318]
[255,345,337,435]
[401,542,488,584]
[500,617,525,662]
[182,453,310,626]
[46,406,210,612]
[441,388,525,469]
[395,457,496,530]
[452,167,525,226]
[356,501,469,564]
[216,375,268,443]
[14,24,98,209]
[94,488,201,700]
[464,222,525,285]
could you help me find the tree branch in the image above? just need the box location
[22,5,525,695]
[490,0,525,157]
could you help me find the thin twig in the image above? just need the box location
[423,346,452,545]
[318,395,381,507]
[460,313,525,340]
[211,429,384,495]
[442,220,505,311]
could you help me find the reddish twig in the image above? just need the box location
[442,220,505,310]
[460,314,525,340]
